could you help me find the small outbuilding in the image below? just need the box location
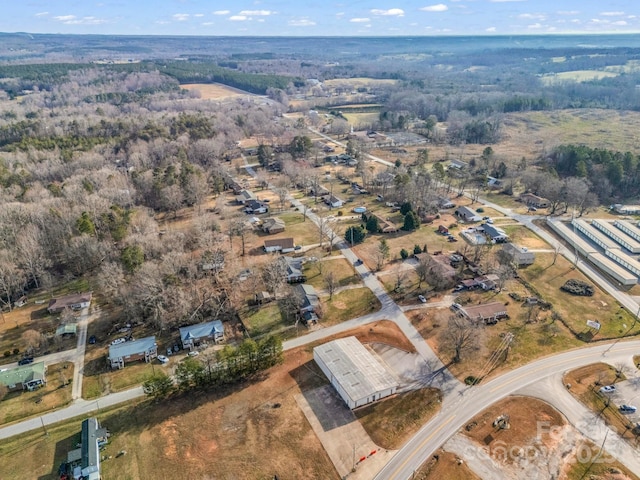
[313,336,399,409]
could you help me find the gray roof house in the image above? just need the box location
[455,206,482,223]
[179,320,225,350]
[66,418,108,480]
[48,292,92,313]
[298,284,320,314]
[502,243,535,266]
[236,189,257,204]
[482,223,509,243]
[108,336,158,369]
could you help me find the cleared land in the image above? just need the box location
[180,83,247,99]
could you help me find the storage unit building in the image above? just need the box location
[571,219,620,251]
[604,248,640,278]
[589,252,637,286]
[591,219,640,253]
[614,220,640,243]
[313,336,398,409]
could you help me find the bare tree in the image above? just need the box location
[415,255,431,288]
[443,315,478,363]
[323,271,338,300]
[0,252,25,312]
[394,266,407,293]
[21,329,46,355]
[262,258,288,298]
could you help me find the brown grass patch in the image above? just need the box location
[180,83,247,99]
[414,449,482,480]
[355,387,442,449]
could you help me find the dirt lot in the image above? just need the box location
[415,449,481,480]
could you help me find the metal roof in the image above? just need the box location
[0,362,45,387]
[179,320,224,342]
[108,336,156,359]
[314,336,398,404]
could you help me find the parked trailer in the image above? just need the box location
[614,220,640,244]
[591,219,640,253]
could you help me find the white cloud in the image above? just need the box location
[600,11,624,17]
[350,17,370,23]
[612,20,628,26]
[370,8,404,16]
[420,4,448,12]
[35,12,49,17]
[518,13,545,20]
[288,18,316,26]
[490,0,525,2]
[527,23,542,29]
[54,15,107,25]
[557,10,579,15]
[229,15,247,21]
[336,12,345,17]
[486,26,497,32]
[239,10,273,16]
[172,14,189,21]
[194,14,204,18]
[155,20,169,25]
[213,10,230,15]
[202,22,214,26]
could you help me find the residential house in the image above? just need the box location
[280,256,306,283]
[310,184,330,197]
[262,217,286,234]
[482,223,509,243]
[455,206,482,223]
[458,302,509,325]
[612,204,640,215]
[264,237,295,253]
[475,274,500,291]
[243,200,269,214]
[448,159,468,170]
[324,194,344,208]
[108,336,158,369]
[374,214,399,233]
[236,189,257,205]
[228,179,245,194]
[520,193,550,209]
[179,320,225,350]
[487,176,502,189]
[502,243,535,266]
[298,284,320,325]
[0,362,46,392]
[438,196,455,209]
[47,292,92,313]
[429,254,457,281]
[65,418,109,480]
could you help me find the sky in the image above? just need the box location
[4,1,639,36]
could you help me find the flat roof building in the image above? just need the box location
[314,336,398,409]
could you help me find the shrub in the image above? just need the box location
[337,210,343,217]
[465,376,480,385]
[12,348,19,355]
[476,207,484,213]
[400,249,409,260]
[3,351,10,357]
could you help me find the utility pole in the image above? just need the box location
[40,416,48,436]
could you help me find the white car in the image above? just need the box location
[599,385,616,394]
[188,351,200,357]
[157,355,169,364]
[111,338,126,345]
[418,295,427,303]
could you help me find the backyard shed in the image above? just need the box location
[313,336,399,409]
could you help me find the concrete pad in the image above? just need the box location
[296,385,395,479]
[369,343,433,392]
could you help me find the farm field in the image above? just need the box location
[180,83,247,99]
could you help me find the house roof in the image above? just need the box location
[236,190,256,201]
[482,223,508,239]
[502,243,533,255]
[81,418,107,479]
[48,292,92,311]
[298,284,319,308]
[108,336,156,360]
[460,302,508,320]
[314,336,398,405]
[179,320,224,343]
[456,206,481,219]
[264,237,295,249]
[263,217,285,230]
[326,194,343,204]
[0,362,46,387]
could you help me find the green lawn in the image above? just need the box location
[303,257,360,289]
[243,304,285,336]
[323,288,381,323]
[83,361,157,399]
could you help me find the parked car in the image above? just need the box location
[418,295,427,303]
[451,303,462,311]
[486,218,494,224]
[111,338,126,345]
[157,355,169,364]
[528,206,537,212]
[188,351,200,357]
[619,405,637,414]
[18,357,34,366]
[88,335,97,344]
[354,259,363,266]
[599,385,616,394]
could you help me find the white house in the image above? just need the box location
[264,237,295,253]
[324,194,344,208]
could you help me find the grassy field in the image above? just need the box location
[540,70,618,85]
[83,361,157,400]
[323,288,381,323]
[303,257,360,289]
[180,83,246,99]
[519,253,640,340]
[342,112,380,128]
[563,440,640,480]
[355,387,442,449]
[322,78,398,87]
[0,362,74,426]
[243,304,285,337]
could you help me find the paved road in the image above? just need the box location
[373,340,640,479]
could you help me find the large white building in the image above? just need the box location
[313,336,399,409]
